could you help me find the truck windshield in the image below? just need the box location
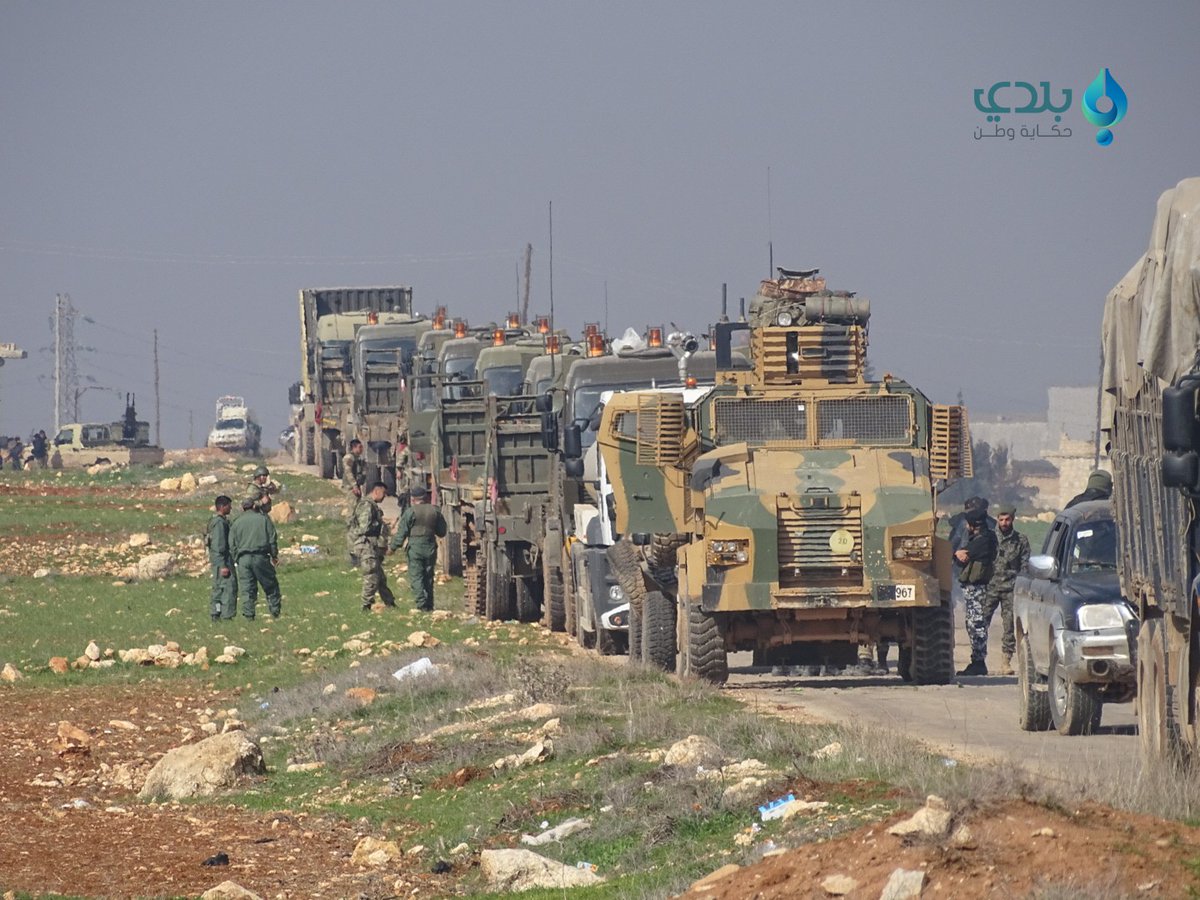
[443,357,476,379]
[216,419,245,430]
[483,365,524,397]
[53,429,73,445]
[1070,519,1118,573]
[360,338,417,367]
[412,375,437,412]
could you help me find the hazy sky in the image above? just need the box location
[2,1,1197,448]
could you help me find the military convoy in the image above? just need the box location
[295,273,972,685]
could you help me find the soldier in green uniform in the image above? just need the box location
[205,495,237,620]
[229,494,282,619]
[247,465,280,510]
[982,504,1030,675]
[342,439,367,495]
[348,481,396,612]
[389,484,446,612]
[394,433,412,513]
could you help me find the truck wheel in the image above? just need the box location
[680,602,727,684]
[445,530,463,577]
[463,535,486,618]
[1138,616,1170,759]
[642,590,677,672]
[542,550,566,633]
[516,577,540,623]
[485,543,513,621]
[1017,632,1051,731]
[303,425,315,466]
[1049,644,1102,735]
[627,600,642,665]
[897,646,913,682]
[910,602,955,685]
[563,543,581,642]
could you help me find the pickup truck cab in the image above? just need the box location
[1014,500,1137,735]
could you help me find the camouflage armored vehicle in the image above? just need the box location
[595,271,971,683]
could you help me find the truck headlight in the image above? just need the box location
[708,538,750,567]
[1077,604,1124,630]
[891,535,932,561]
[608,585,625,602]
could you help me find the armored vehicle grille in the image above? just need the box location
[816,396,910,445]
[714,398,809,444]
[776,502,863,588]
[635,394,685,465]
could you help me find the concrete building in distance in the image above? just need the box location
[970,386,1104,510]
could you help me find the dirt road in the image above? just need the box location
[727,609,1137,783]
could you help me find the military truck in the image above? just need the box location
[291,286,413,479]
[594,271,971,683]
[52,395,164,468]
[207,396,261,455]
[1101,177,1200,759]
[349,314,432,494]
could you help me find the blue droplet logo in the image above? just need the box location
[1082,68,1128,146]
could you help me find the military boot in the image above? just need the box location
[1000,654,1015,676]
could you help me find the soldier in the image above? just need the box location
[348,480,396,612]
[247,465,280,509]
[394,434,412,512]
[982,504,1030,675]
[389,484,447,612]
[1065,470,1113,509]
[30,430,48,469]
[342,439,367,495]
[205,495,237,620]
[955,506,998,676]
[229,494,282,619]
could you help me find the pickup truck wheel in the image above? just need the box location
[910,602,955,685]
[642,590,677,673]
[1049,644,1102,735]
[1017,632,1051,731]
[680,602,727,684]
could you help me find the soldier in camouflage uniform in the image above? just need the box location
[348,481,396,611]
[981,504,1030,675]
[205,495,237,620]
[342,439,367,495]
[394,434,412,513]
[389,484,446,612]
[229,494,282,619]
[247,465,281,510]
[955,506,997,676]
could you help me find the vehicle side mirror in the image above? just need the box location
[541,412,559,452]
[1163,376,1200,452]
[564,458,584,478]
[1162,452,1200,491]
[535,392,553,413]
[563,423,582,460]
[1028,554,1058,580]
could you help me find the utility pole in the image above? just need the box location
[153,329,160,446]
[53,293,79,432]
[521,243,533,325]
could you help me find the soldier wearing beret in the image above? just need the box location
[955,505,997,676]
[389,484,446,612]
[982,504,1030,675]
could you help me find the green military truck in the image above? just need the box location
[350,314,432,494]
[1101,177,1200,759]
[595,271,970,683]
[291,286,413,479]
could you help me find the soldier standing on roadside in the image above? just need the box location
[389,484,446,612]
[30,430,48,469]
[982,505,1030,675]
[247,465,280,509]
[206,495,237,620]
[348,481,396,612]
[342,439,367,495]
[229,494,282,619]
[955,506,998,676]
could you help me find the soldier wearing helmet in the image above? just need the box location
[246,464,281,509]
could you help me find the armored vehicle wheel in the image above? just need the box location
[1049,644,1101,735]
[627,599,643,664]
[679,602,727,684]
[642,590,676,672]
[910,602,955,685]
[516,576,540,623]
[1017,632,1051,731]
[485,543,514,621]
[542,549,566,633]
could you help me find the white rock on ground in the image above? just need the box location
[85,641,101,661]
[493,739,553,772]
[887,795,952,839]
[135,552,176,581]
[664,734,723,769]
[879,867,926,900]
[200,882,263,900]
[1,663,22,682]
[351,836,402,866]
[128,533,151,548]
[812,741,844,760]
[820,873,860,895]
[138,731,265,801]
[179,472,198,492]
[521,817,591,846]
[480,848,605,891]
